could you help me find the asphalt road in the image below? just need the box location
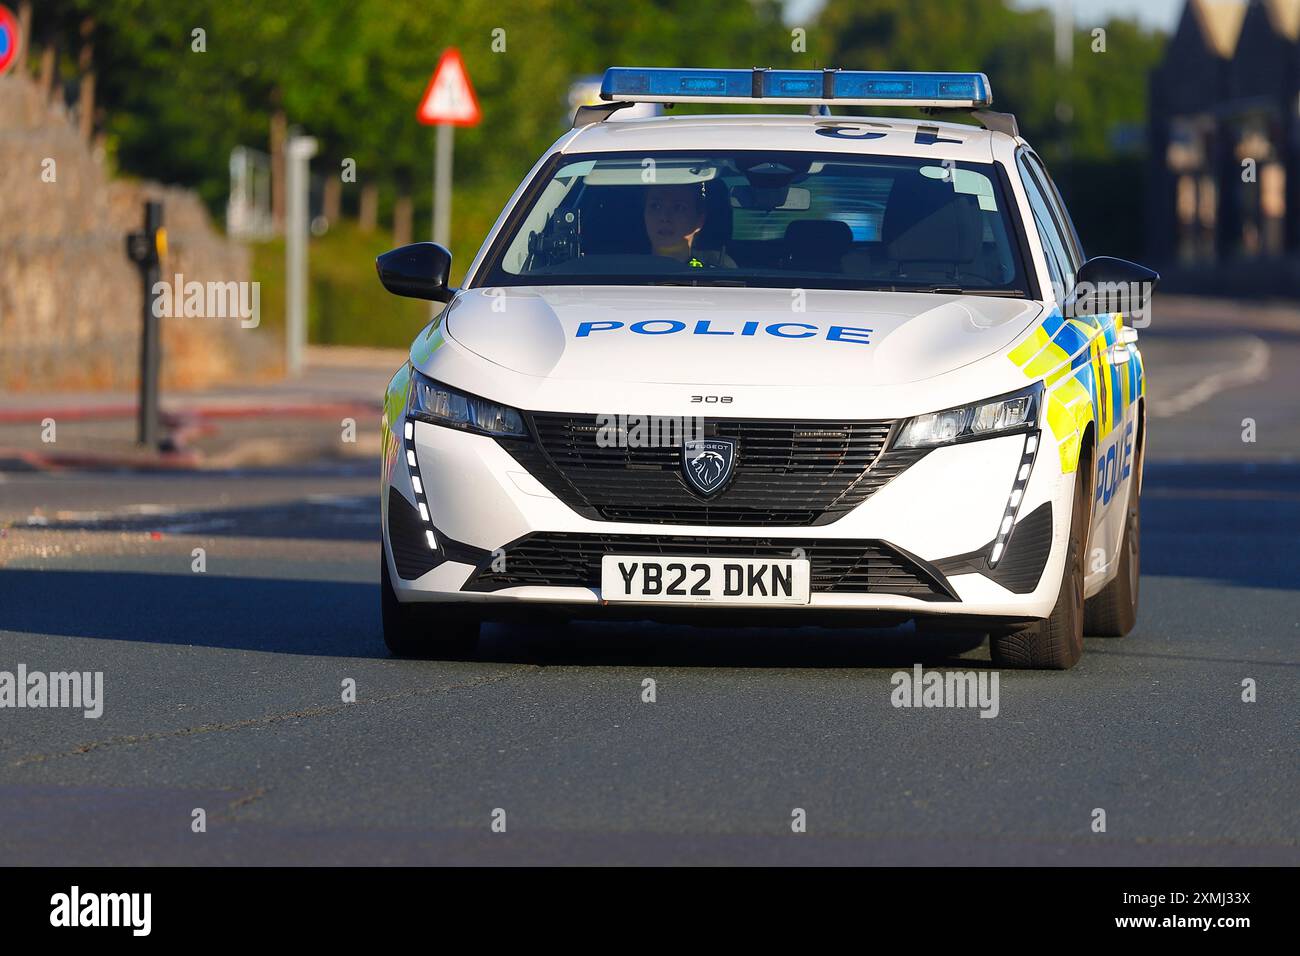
[1,321,1297,865]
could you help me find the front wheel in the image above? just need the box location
[1084,481,1140,637]
[989,470,1088,670]
[380,548,480,658]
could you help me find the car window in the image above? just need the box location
[479,150,1031,295]
[1024,152,1084,268]
[1018,154,1074,300]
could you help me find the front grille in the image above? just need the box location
[498,413,924,527]
[462,532,956,600]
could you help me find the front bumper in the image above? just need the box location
[383,418,1074,622]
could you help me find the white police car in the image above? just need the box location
[376,68,1157,669]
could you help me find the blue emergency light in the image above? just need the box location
[600,67,992,109]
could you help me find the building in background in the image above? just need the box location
[1148,0,1300,294]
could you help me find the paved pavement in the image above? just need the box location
[0,346,399,471]
[0,303,1296,865]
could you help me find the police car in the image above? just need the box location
[376,68,1157,669]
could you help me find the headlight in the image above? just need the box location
[893,382,1042,449]
[407,370,527,437]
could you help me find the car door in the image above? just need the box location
[1030,157,1141,543]
[1018,152,1133,575]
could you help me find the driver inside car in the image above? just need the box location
[642,182,736,268]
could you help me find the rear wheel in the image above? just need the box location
[1084,481,1140,637]
[989,469,1088,670]
[380,548,480,658]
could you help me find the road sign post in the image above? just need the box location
[284,134,318,377]
[417,49,481,316]
[434,123,453,248]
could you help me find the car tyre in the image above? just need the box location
[1083,480,1140,637]
[380,548,480,658]
[989,469,1088,670]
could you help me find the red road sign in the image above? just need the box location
[416,48,481,127]
[0,5,19,76]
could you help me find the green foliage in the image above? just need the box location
[35,0,1164,203]
[816,0,1166,164]
[251,222,429,348]
[813,0,1164,253]
[33,0,790,270]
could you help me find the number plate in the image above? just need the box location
[600,555,811,605]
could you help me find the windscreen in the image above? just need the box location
[478,150,1029,295]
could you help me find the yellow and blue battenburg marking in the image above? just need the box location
[1007,309,1142,473]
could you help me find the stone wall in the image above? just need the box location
[0,72,281,392]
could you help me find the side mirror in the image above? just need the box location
[1070,256,1159,317]
[376,242,454,302]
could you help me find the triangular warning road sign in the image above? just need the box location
[417,48,481,127]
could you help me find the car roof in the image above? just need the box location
[563,112,1016,163]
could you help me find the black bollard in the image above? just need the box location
[125,201,165,447]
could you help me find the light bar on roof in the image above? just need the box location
[600,68,993,108]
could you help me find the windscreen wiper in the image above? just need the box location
[649,278,749,287]
[917,286,1027,297]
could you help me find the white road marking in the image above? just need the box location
[123,503,179,515]
[1150,335,1270,418]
